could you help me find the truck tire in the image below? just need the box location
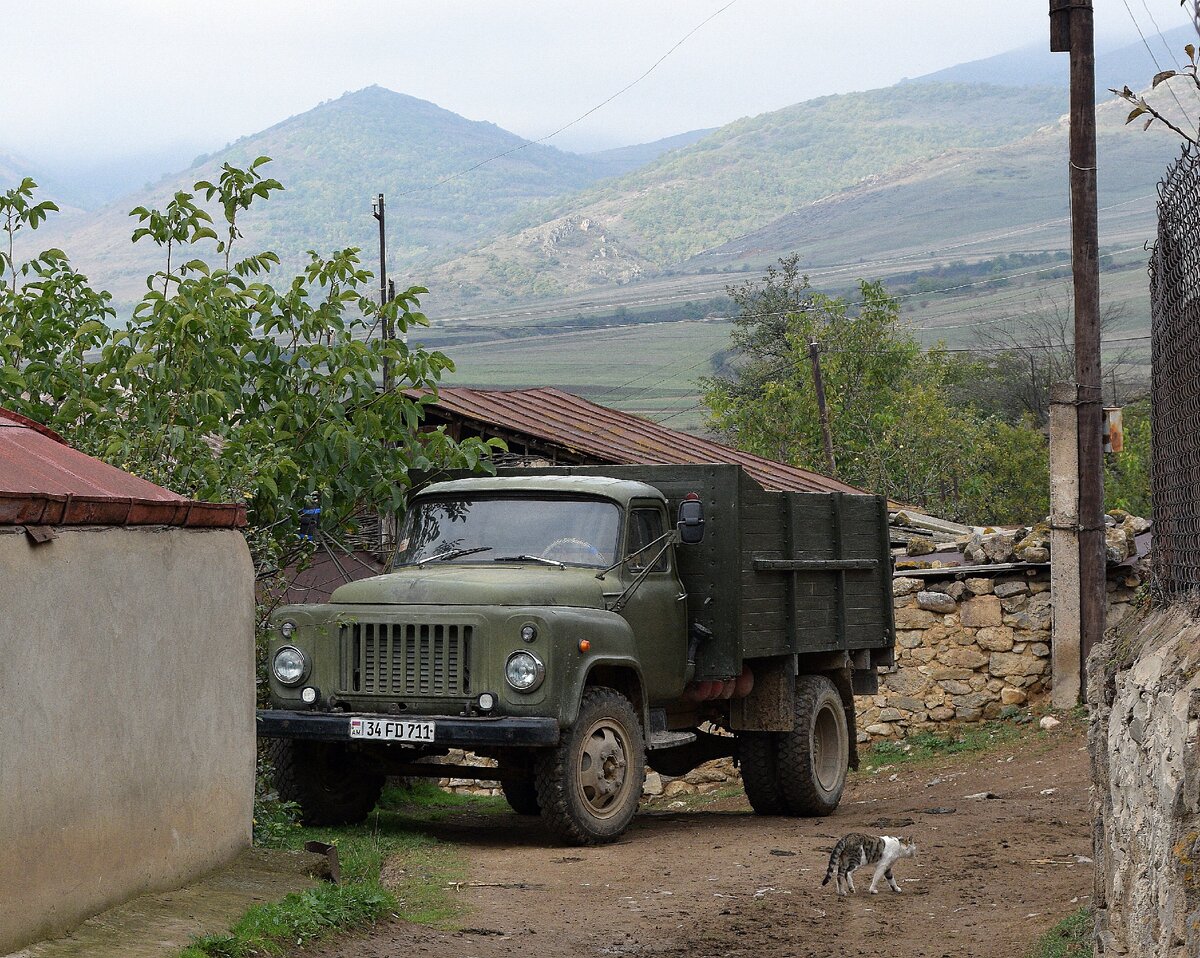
[776,675,849,816]
[535,687,645,845]
[737,731,788,815]
[500,777,541,816]
[266,738,385,826]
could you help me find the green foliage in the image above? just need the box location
[861,720,1031,771]
[1029,907,1093,958]
[702,256,1050,523]
[0,164,503,583]
[1105,399,1152,516]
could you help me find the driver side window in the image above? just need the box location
[628,508,668,572]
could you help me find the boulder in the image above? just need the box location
[906,536,937,556]
[1105,526,1134,564]
[1014,522,1052,562]
[643,771,664,796]
[917,590,957,614]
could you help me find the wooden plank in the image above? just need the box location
[754,558,878,572]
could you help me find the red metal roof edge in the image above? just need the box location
[421,386,866,495]
[0,407,68,445]
[0,491,247,529]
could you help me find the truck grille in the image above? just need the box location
[342,623,472,696]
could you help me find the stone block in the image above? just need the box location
[906,648,937,664]
[882,670,927,695]
[960,595,1003,627]
[944,581,968,600]
[897,631,924,649]
[917,590,957,614]
[1031,642,1051,658]
[864,723,895,737]
[952,691,995,709]
[878,708,903,722]
[892,576,923,597]
[1000,687,1027,705]
[938,647,989,670]
[1000,595,1029,613]
[976,626,1015,652]
[994,580,1029,598]
[929,666,975,681]
[989,651,1048,678]
[965,577,994,595]
[928,706,955,721]
[1028,578,1051,593]
[907,535,937,556]
[939,679,973,695]
[891,696,927,712]
[894,607,936,630]
[955,706,983,721]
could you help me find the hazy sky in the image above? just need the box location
[2,0,1194,163]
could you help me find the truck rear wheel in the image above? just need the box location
[776,675,849,816]
[535,687,645,845]
[266,738,385,826]
[737,731,788,815]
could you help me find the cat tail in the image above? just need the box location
[821,838,845,885]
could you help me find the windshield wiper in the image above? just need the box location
[492,554,565,568]
[404,546,493,567]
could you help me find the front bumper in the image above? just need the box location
[256,709,561,747]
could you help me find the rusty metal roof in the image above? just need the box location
[422,387,865,495]
[0,408,246,528]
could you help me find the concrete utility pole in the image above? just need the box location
[1049,0,1105,704]
[807,339,836,477]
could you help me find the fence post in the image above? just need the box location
[1050,381,1082,707]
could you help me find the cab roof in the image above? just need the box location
[416,474,666,506]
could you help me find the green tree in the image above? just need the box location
[0,163,501,583]
[701,255,1049,523]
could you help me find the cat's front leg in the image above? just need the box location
[846,869,856,894]
[869,862,888,894]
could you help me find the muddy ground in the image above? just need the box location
[294,724,1092,958]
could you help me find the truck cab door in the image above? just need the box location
[616,500,688,704]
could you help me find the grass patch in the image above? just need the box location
[1029,907,1092,958]
[858,718,1039,772]
[180,784,499,957]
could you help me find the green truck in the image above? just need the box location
[258,464,895,844]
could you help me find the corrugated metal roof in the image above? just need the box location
[0,408,246,528]
[421,387,865,495]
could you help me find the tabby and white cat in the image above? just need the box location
[821,833,917,896]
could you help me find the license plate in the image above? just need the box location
[348,718,435,743]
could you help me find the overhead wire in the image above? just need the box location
[393,1,739,200]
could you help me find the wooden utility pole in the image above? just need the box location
[808,338,836,477]
[1050,0,1105,693]
[372,193,394,393]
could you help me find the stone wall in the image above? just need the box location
[1090,605,1200,957]
[856,566,1144,740]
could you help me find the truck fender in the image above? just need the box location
[544,607,647,731]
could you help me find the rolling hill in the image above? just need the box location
[21,86,612,309]
[421,82,1070,307]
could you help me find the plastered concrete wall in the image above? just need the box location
[0,526,255,953]
[1090,606,1200,956]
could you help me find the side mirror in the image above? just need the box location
[676,497,705,544]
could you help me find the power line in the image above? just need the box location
[1119,0,1200,135]
[394,1,738,201]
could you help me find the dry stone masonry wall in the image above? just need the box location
[855,567,1143,740]
[1090,606,1200,957]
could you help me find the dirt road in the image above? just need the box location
[296,725,1092,958]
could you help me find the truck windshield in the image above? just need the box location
[395,496,621,569]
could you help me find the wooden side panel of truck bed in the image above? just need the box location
[490,464,894,681]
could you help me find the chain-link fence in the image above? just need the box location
[1150,145,1200,596]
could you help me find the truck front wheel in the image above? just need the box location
[266,738,385,826]
[776,675,849,816]
[535,687,646,845]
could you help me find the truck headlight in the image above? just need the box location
[272,646,307,686]
[505,650,545,692]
